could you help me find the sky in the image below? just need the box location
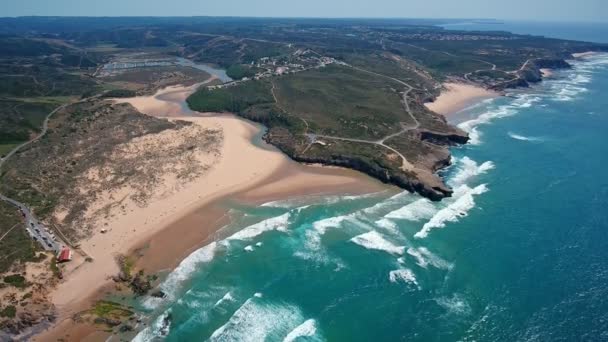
[2,0,607,22]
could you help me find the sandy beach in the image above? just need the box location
[425,82,498,116]
[36,81,384,341]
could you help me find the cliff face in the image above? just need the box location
[263,125,469,201]
[492,58,572,91]
[518,58,572,83]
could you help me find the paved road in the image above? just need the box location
[0,194,63,252]
[0,98,86,253]
[0,103,68,171]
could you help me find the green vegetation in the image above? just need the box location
[117,254,136,281]
[0,201,37,273]
[2,274,27,289]
[92,300,133,319]
[0,98,61,148]
[0,305,16,318]
[101,89,137,98]
[225,64,257,80]
[0,144,18,157]
[187,80,273,112]
[49,256,61,278]
[274,64,412,139]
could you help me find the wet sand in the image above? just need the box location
[425,82,498,116]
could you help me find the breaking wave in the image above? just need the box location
[415,184,488,239]
[209,294,314,342]
[435,294,472,316]
[350,231,405,255]
[283,319,319,342]
[458,94,541,145]
[132,310,172,342]
[449,157,495,187]
[214,291,235,308]
[406,247,453,270]
[508,132,543,141]
[383,198,436,222]
[389,268,420,289]
[143,242,218,307]
[226,212,290,241]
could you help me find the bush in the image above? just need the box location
[0,305,16,318]
[226,64,256,80]
[102,89,136,98]
[3,274,27,288]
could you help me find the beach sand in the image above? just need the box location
[35,81,385,341]
[425,82,498,116]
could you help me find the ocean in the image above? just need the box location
[132,24,608,341]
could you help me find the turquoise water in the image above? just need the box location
[132,42,608,342]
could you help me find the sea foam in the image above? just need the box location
[508,132,543,142]
[350,231,405,255]
[226,212,290,241]
[415,184,488,239]
[449,157,495,187]
[209,295,309,342]
[214,291,236,308]
[406,247,453,270]
[155,242,218,302]
[383,198,436,222]
[389,268,420,289]
[283,319,318,342]
[435,293,472,316]
[457,94,540,145]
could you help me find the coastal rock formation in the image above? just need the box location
[518,58,572,83]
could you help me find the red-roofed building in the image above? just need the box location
[57,247,72,263]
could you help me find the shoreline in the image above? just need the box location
[425,82,499,116]
[34,81,386,341]
[572,51,597,58]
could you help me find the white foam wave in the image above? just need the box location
[389,268,420,289]
[361,190,411,215]
[457,94,541,145]
[374,218,400,234]
[449,157,495,187]
[244,245,254,252]
[350,231,405,255]
[415,184,488,239]
[435,294,472,316]
[260,199,296,208]
[227,212,290,241]
[312,214,351,235]
[133,310,172,342]
[508,132,542,141]
[209,295,309,342]
[214,291,235,307]
[154,242,218,302]
[384,198,436,222]
[283,319,318,342]
[406,247,453,270]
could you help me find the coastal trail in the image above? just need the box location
[271,62,420,171]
